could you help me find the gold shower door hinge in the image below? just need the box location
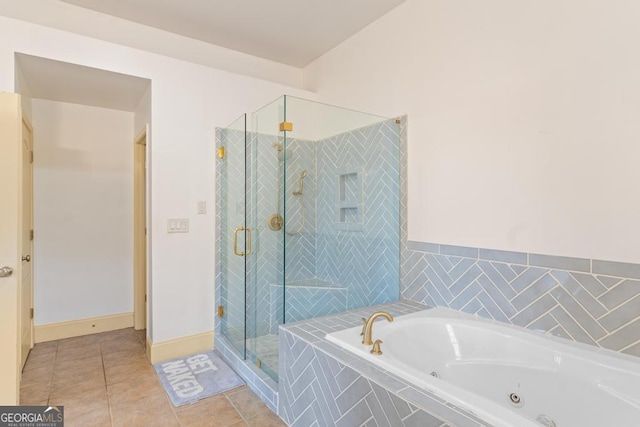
[279,121,293,132]
[256,359,261,369]
[30,230,34,241]
[217,146,225,159]
[30,308,34,319]
[217,305,224,317]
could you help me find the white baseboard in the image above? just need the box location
[34,312,134,343]
[148,331,214,364]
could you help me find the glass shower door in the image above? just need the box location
[218,114,247,357]
[246,97,286,380]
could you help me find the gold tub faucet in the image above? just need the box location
[362,311,394,345]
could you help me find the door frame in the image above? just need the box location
[133,126,148,330]
[0,93,23,404]
[20,114,34,369]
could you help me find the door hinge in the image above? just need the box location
[217,305,224,317]
[30,151,33,163]
[30,308,34,319]
[256,359,262,368]
[145,294,147,303]
[30,229,34,241]
[279,121,293,132]
[217,146,225,159]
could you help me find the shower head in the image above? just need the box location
[300,170,308,178]
[273,142,291,161]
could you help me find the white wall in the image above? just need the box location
[304,0,640,264]
[32,100,134,324]
[14,60,32,120]
[0,15,314,343]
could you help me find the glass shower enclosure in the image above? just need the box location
[217,96,401,381]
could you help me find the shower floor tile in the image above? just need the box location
[246,334,279,378]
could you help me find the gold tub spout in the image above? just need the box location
[362,311,393,345]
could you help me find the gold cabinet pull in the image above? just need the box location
[233,227,252,256]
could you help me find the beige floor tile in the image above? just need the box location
[105,357,155,385]
[50,369,106,398]
[174,395,245,427]
[30,341,58,354]
[101,339,145,355]
[23,350,57,370]
[55,344,101,362]
[99,328,139,339]
[21,364,54,387]
[63,397,111,427]
[98,328,143,347]
[107,372,165,405]
[57,334,99,350]
[19,382,50,405]
[19,328,284,427]
[54,354,103,372]
[244,411,287,427]
[52,359,104,385]
[102,347,147,369]
[110,393,179,427]
[224,385,248,396]
[226,388,271,420]
[49,382,108,406]
[100,332,143,345]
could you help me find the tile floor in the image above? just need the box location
[19,328,286,427]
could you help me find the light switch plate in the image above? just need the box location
[167,218,189,233]
[197,201,206,214]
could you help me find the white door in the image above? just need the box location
[21,117,34,368]
[0,93,23,404]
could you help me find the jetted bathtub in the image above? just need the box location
[326,307,640,427]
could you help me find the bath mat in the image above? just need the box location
[154,350,244,407]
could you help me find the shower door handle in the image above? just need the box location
[233,227,252,256]
[245,228,252,255]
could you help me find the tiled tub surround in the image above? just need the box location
[401,242,640,356]
[279,300,490,427]
[326,307,640,427]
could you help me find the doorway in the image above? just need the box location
[15,53,151,345]
[134,126,148,330]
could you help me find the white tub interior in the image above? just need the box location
[326,307,640,427]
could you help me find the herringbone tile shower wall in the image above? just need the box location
[217,121,405,342]
[316,120,401,310]
[401,243,640,356]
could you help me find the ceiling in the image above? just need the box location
[16,54,150,112]
[59,0,406,67]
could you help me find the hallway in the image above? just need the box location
[19,328,284,426]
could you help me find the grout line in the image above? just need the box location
[100,347,116,427]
